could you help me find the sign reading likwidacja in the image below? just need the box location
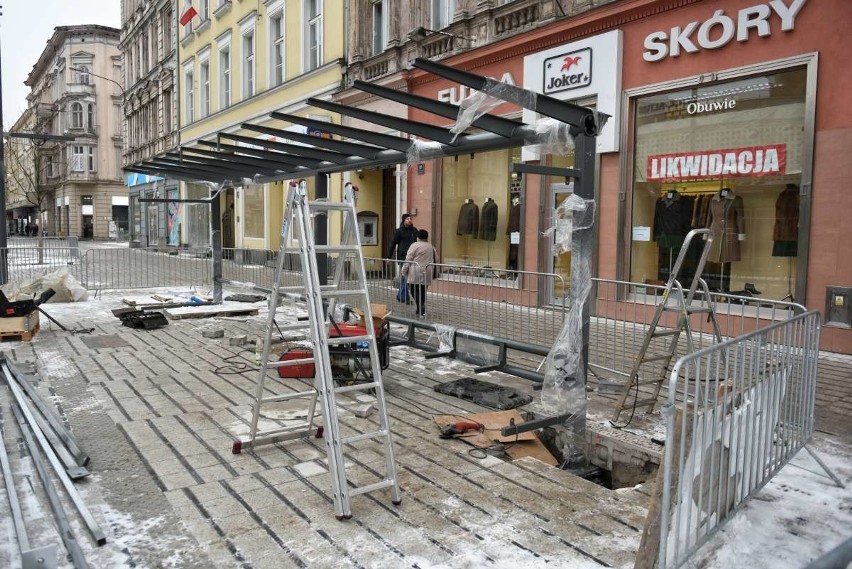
[647,144,787,181]
[643,0,806,62]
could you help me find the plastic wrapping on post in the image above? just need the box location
[540,193,595,255]
[449,77,538,141]
[434,324,456,353]
[406,139,444,165]
[525,118,576,157]
[540,195,595,424]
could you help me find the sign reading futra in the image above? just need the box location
[543,48,592,94]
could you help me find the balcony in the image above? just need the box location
[65,82,96,96]
[492,0,542,38]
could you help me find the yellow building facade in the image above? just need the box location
[177,0,345,251]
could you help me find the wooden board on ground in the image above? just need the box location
[164,304,259,320]
[434,410,558,466]
[122,296,168,306]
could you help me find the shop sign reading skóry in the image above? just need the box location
[647,144,787,181]
[643,0,806,62]
[542,48,592,94]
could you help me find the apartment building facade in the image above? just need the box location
[23,25,127,240]
[166,0,345,252]
[120,0,180,247]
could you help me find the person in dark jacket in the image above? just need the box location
[388,213,418,303]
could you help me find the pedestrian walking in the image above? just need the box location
[388,213,418,304]
[401,229,438,318]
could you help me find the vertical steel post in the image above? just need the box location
[571,133,597,434]
[210,189,222,303]
[315,173,328,285]
[0,36,9,284]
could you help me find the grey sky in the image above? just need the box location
[1,0,121,128]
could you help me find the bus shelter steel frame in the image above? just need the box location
[124,57,607,423]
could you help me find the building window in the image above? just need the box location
[87,147,96,172]
[432,0,456,29]
[162,6,173,53]
[81,195,93,206]
[71,146,85,171]
[269,9,285,87]
[243,184,265,238]
[163,88,172,132]
[440,149,518,274]
[628,68,807,298]
[87,103,95,130]
[199,0,209,20]
[199,59,210,117]
[304,0,322,71]
[372,0,386,56]
[141,33,149,74]
[219,46,231,109]
[77,65,90,84]
[242,30,255,98]
[71,102,84,128]
[184,67,194,123]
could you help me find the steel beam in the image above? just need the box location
[270,111,415,152]
[411,57,608,136]
[195,140,324,168]
[352,80,523,138]
[216,132,350,164]
[304,99,463,145]
[243,122,386,158]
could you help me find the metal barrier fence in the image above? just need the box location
[658,310,822,569]
[362,258,567,347]
[2,247,212,292]
[79,248,212,291]
[587,278,806,394]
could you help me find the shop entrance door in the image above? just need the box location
[548,182,573,306]
[81,215,93,239]
[146,204,159,247]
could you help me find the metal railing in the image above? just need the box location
[587,278,806,393]
[78,247,212,291]
[362,258,568,347]
[658,310,822,569]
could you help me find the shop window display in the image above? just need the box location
[630,68,806,302]
[441,149,521,278]
[243,183,265,239]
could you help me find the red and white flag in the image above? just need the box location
[179,0,197,26]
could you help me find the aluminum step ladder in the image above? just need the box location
[611,228,723,425]
[235,180,401,519]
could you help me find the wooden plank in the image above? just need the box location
[164,305,259,320]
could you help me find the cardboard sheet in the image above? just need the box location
[434,410,558,466]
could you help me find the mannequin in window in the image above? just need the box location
[772,183,799,257]
[456,198,479,237]
[707,187,745,292]
[652,189,694,281]
[479,197,498,241]
[506,195,521,271]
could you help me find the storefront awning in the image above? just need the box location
[124,58,608,187]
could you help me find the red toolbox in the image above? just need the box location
[277,349,315,378]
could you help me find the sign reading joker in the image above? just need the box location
[542,48,592,95]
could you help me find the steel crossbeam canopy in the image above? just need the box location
[124,57,609,187]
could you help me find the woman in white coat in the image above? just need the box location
[400,229,437,318]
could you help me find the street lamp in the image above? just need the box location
[68,66,126,98]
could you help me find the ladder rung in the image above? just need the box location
[632,398,660,408]
[269,357,315,368]
[663,305,712,314]
[320,289,369,297]
[651,328,681,337]
[260,389,317,404]
[315,245,360,253]
[348,478,396,498]
[308,200,352,211]
[341,429,388,445]
[335,381,380,394]
[327,335,373,345]
[642,354,675,363]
